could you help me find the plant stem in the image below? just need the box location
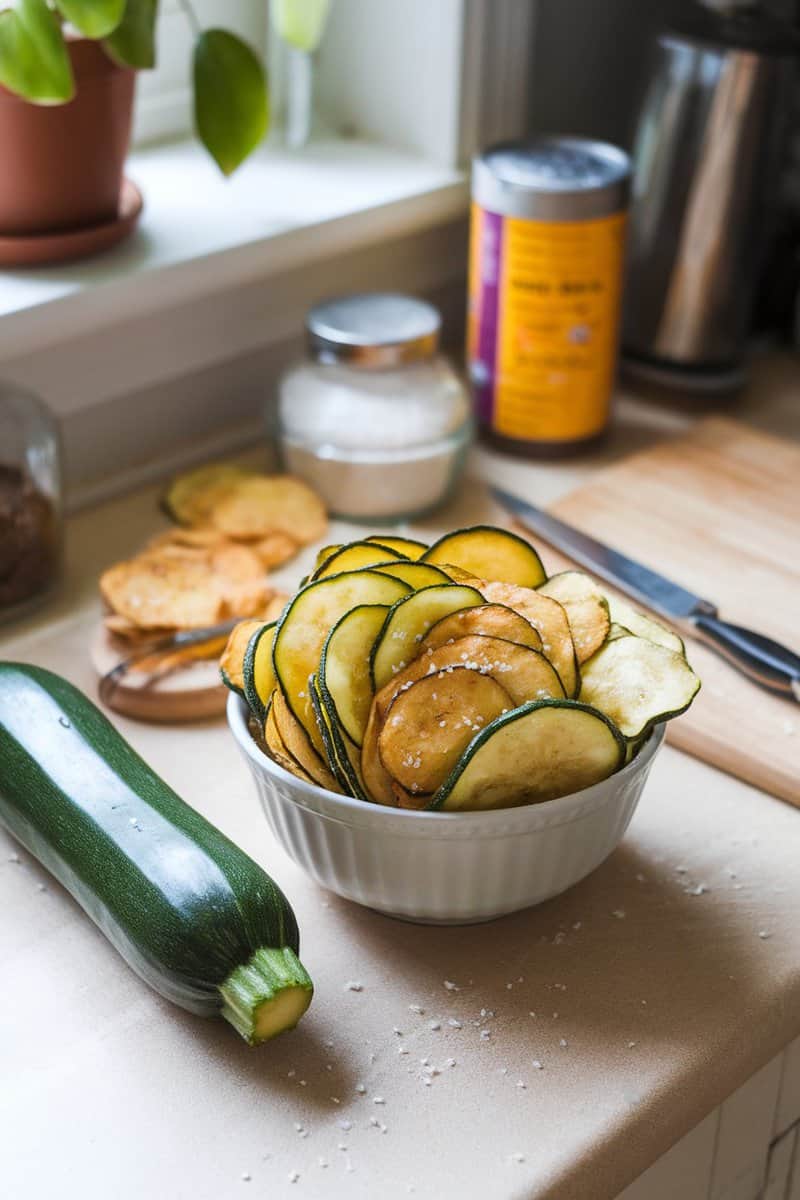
[178,0,201,37]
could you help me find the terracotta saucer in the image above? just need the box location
[0,178,143,267]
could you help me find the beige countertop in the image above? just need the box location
[2,355,799,1200]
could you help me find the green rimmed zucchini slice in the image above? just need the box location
[319,604,389,747]
[370,561,452,590]
[313,543,343,572]
[537,571,611,664]
[606,595,685,655]
[220,618,266,699]
[242,621,277,721]
[378,667,514,800]
[370,584,485,691]
[421,603,543,654]
[312,540,407,580]
[270,687,343,793]
[311,676,370,801]
[429,700,626,812]
[477,580,579,699]
[579,636,700,740]
[607,623,632,642]
[273,569,411,755]
[364,534,428,560]
[422,525,546,588]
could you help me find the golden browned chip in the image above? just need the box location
[210,475,327,544]
[219,579,274,619]
[104,613,157,640]
[147,526,228,551]
[210,542,265,584]
[132,635,230,675]
[250,531,299,569]
[100,557,227,629]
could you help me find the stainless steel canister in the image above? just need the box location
[468,137,631,455]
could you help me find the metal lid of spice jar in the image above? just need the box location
[473,137,631,222]
[307,292,441,369]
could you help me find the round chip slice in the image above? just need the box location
[164,463,252,527]
[211,475,327,544]
[378,668,513,797]
[430,700,626,811]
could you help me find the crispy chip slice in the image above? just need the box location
[210,542,265,584]
[164,463,252,527]
[211,475,327,544]
[100,557,228,629]
[250,532,299,569]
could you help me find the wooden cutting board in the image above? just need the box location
[543,417,800,807]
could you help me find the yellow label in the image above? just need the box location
[493,211,626,443]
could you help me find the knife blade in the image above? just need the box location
[490,486,712,621]
[490,485,800,702]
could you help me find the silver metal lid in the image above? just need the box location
[307,293,441,368]
[473,137,631,221]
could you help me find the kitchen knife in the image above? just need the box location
[491,485,800,703]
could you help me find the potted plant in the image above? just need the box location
[0,0,270,246]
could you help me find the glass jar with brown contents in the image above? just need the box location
[0,383,63,621]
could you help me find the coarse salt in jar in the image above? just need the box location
[276,293,472,522]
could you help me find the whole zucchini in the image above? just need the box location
[0,663,312,1044]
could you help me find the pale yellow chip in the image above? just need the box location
[147,526,228,551]
[211,475,327,544]
[164,463,252,527]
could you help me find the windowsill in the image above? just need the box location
[0,136,467,358]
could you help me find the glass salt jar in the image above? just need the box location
[277,293,472,522]
[0,382,63,622]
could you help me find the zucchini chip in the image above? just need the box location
[430,700,626,811]
[219,618,265,697]
[370,561,452,590]
[361,702,399,806]
[242,621,277,720]
[164,462,252,526]
[319,604,390,746]
[477,580,579,698]
[421,603,543,654]
[538,571,611,664]
[312,540,407,580]
[422,525,546,588]
[579,637,700,739]
[264,700,315,784]
[364,534,429,560]
[423,635,565,706]
[370,584,485,691]
[378,668,513,798]
[273,570,411,755]
[271,688,343,793]
[606,595,685,655]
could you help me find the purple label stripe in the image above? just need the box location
[472,208,504,425]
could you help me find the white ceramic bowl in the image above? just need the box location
[228,695,665,924]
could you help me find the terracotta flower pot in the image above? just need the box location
[0,39,135,237]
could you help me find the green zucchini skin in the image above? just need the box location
[0,663,301,1018]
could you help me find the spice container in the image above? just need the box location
[0,382,62,621]
[277,293,472,522]
[468,137,631,455]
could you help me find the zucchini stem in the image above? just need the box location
[219,947,313,1045]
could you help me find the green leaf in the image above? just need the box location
[271,0,330,52]
[0,0,74,103]
[56,0,126,39]
[193,30,268,176]
[103,0,158,69]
